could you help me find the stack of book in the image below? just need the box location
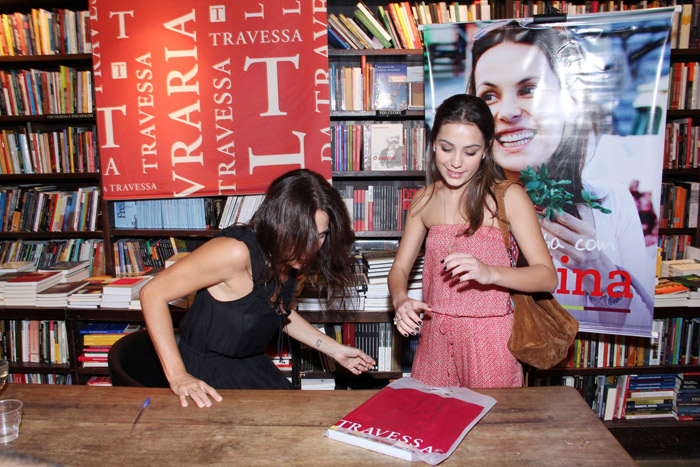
[0,261,35,275]
[654,277,692,307]
[35,280,89,308]
[67,279,111,309]
[362,250,423,311]
[78,323,140,368]
[100,276,152,309]
[674,372,700,421]
[38,260,90,283]
[3,270,63,306]
[86,376,112,387]
[622,374,677,419]
[300,378,336,390]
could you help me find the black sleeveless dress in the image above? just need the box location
[177,226,295,389]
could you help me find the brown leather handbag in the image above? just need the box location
[494,181,579,370]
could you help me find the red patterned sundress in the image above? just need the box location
[411,224,523,388]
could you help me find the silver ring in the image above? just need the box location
[393,318,397,325]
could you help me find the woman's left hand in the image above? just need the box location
[334,346,376,375]
[442,252,495,284]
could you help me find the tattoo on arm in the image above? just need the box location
[315,339,322,348]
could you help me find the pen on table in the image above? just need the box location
[131,397,150,431]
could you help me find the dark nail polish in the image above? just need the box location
[411,331,417,336]
[443,266,447,271]
[418,320,423,325]
[440,259,444,264]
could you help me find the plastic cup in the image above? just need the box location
[0,399,23,443]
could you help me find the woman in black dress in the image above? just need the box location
[141,169,375,408]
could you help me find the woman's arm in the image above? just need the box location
[388,188,431,336]
[140,237,251,407]
[443,184,558,292]
[284,310,375,374]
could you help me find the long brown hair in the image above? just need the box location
[425,94,502,236]
[250,169,356,308]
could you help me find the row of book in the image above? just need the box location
[0,9,91,57]
[0,319,69,365]
[294,323,420,375]
[0,67,93,117]
[512,1,697,50]
[657,235,693,262]
[659,181,699,230]
[113,197,214,230]
[112,238,188,278]
[0,126,98,175]
[328,1,492,51]
[330,62,423,112]
[337,184,419,232]
[113,195,264,232]
[7,373,72,385]
[0,185,100,233]
[215,195,264,230]
[331,1,697,51]
[332,121,426,172]
[663,118,699,170]
[668,61,700,111]
[0,239,105,277]
[78,323,141,368]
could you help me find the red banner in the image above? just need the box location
[90,0,331,200]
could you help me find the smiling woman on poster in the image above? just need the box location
[466,21,657,336]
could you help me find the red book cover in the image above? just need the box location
[324,377,496,464]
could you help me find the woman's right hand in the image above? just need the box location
[170,373,223,408]
[393,298,431,337]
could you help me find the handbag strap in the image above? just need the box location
[494,180,520,267]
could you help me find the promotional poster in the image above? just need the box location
[90,0,331,199]
[422,8,675,337]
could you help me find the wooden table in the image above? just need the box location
[0,384,634,466]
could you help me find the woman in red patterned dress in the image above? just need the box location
[388,94,558,388]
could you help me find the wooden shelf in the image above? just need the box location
[0,114,95,123]
[0,53,92,66]
[531,364,700,377]
[0,172,100,182]
[9,362,71,374]
[332,170,424,179]
[0,231,103,239]
[109,229,219,238]
[298,310,393,323]
[330,109,425,119]
[329,48,424,56]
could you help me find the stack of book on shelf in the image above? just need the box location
[362,250,423,311]
[38,260,90,283]
[3,270,63,306]
[266,344,292,372]
[100,276,152,309]
[622,374,677,420]
[654,277,692,307]
[0,272,27,305]
[35,280,89,308]
[86,376,112,387]
[300,378,336,390]
[295,274,366,312]
[674,372,700,421]
[0,261,34,275]
[67,277,113,309]
[78,323,140,368]
[660,258,700,278]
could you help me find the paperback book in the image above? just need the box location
[323,377,496,464]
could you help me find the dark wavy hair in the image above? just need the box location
[250,169,355,308]
[424,93,503,237]
[467,22,599,216]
